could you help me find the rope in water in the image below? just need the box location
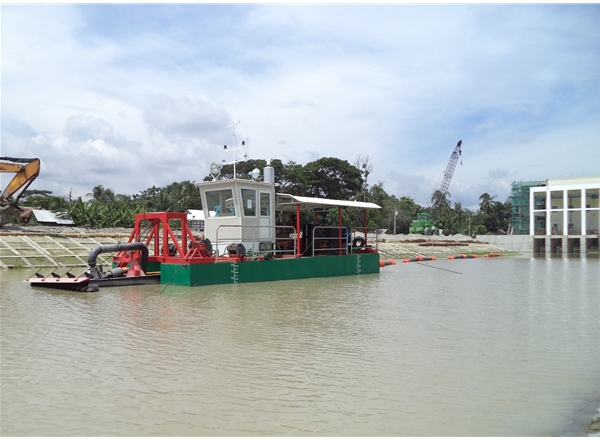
[414,261,462,275]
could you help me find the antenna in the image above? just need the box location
[224,120,245,178]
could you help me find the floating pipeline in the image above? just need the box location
[401,256,436,263]
[448,254,478,260]
[483,253,502,258]
[379,259,397,267]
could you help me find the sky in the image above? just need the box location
[2,4,600,209]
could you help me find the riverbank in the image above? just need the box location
[0,224,511,269]
[0,225,514,269]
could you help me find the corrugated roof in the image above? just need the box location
[32,209,75,225]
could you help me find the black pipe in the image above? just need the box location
[87,242,149,273]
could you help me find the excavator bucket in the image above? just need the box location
[0,157,41,226]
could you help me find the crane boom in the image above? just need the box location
[409,140,463,235]
[433,140,462,196]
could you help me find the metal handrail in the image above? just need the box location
[311,226,380,257]
[311,226,350,256]
[214,224,380,261]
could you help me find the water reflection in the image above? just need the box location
[1,258,599,436]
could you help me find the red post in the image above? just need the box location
[162,213,169,259]
[363,209,368,247]
[296,203,301,258]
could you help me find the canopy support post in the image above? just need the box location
[338,206,343,255]
[364,209,368,247]
[296,203,301,258]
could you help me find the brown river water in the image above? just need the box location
[1,255,599,436]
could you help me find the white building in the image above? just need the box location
[529,175,599,253]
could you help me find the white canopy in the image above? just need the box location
[275,194,381,212]
[185,209,205,220]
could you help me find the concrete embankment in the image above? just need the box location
[0,226,511,270]
[375,235,509,261]
[0,229,132,269]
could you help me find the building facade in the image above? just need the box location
[528,176,599,253]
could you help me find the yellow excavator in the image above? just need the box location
[0,157,41,226]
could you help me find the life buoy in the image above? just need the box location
[352,237,366,248]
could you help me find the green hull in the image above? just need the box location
[160,253,381,286]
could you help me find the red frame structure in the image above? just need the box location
[114,212,215,267]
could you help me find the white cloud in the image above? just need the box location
[143,95,230,142]
[1,4,599,210]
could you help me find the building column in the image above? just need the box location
[582,188,587,236]
[529,188,535,235]
[563,189,568,236]
[546,189,551,235]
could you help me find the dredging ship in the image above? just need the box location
[26,160,392,292]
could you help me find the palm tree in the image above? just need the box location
[154,191,174,212]
[492,200,511,232]
[479,192,497,215]
[431,190,451,220]
[87,185,116,203]
[450,201,466,233]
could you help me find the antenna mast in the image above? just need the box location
[223,120,246,178]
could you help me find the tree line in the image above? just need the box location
[19,156,511,235]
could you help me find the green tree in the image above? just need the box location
[303,157,363,200]
[20,189,53,202]
[278,161,308,195]
[430,190,451,220]
[19,190,68,210]
[446,201,466,235]
[362,182,392,230]
[87,185,116,203]
[479,192,497,215]
[201,157,363,202]
[132,180,203,213]
[486,199,512,233]
[393,196,423,234]
[354,154,373,202]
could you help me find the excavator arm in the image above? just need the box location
[0,157,41,225]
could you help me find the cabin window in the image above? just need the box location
[241,189,256,216]
[260,192,270,216]
[206,189,235,217]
